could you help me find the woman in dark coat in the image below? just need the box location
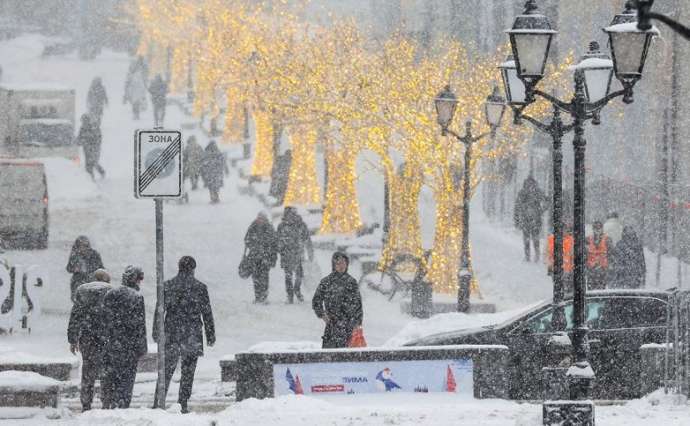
[66,236,104,302]
[611,226,646,289]
[244,212,278,303]
[77,114,105,179]
[200,140,225,203]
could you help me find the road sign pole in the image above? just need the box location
[154,198,166,409]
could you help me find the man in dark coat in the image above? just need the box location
[312,252,363,349]
[67,269,112,411]
[200,140,226,203]
[153,256,215,414]
[149,74,168,127]
[183,136,204,190]
[101,266,147,409]
[76,114,105,180]
[277,207,313,303]
[86,77,108,126]
[66,236,104,302]
[514,175,547,262]
[244,212,278,303]
[611,225,646,288]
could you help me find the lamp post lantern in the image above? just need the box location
[506,0,557,102]
[434,86,503,313]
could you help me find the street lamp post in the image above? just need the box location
[505,1,657,423]
[500,55,574,330]
[435,86,505,313]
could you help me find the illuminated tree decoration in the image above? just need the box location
[250,108,274,178]
[319,141,362,235]
[284,126,321,207]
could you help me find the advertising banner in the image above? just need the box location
[273,358,473,396]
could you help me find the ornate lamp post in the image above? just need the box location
[434,86,504,313]
[505,1,657,423]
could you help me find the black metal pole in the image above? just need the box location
[154,199,166,409]
[570,70,593,399]
[458,121,473,313]
[550,107,566,331]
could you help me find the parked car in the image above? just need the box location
[0,160,49,249]
[404,290,670,400]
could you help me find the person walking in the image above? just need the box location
[66,236,104,303]
[67,269,112,411]
[244,212,278,303]
[86,77,108,126]
[586,221,612,290]
[277,207,314,303]
[514,175,547,262]
[123,57,148,120]
[101,266,147,409]
[76,114,105,180]
[148,74,168,127]
[153,256,215,414]
[200,140,225,203]
[611,225,646,289]
[312,252,363,349]
[183,136,204,190]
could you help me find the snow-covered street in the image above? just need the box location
[2,0,690,423]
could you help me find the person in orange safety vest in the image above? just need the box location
[546,225,575,294]
[586,221,612,290]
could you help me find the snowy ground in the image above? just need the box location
[0,35,688,424]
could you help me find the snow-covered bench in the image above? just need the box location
[0,371,61,408]
[0,352,75,381]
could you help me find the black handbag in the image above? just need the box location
[238,247,253,279]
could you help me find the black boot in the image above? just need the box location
[180,400,189,414]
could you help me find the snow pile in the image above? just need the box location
[77,408,215,425]
[0,371,61,391]
[0,351,77,367]
[383,303,541,347]
[247,341,322,353]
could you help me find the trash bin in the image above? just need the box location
[411,279,432,319]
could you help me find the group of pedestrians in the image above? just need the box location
[66,237,215,413]
[243,207,314,303]
[513,176,646,291]
[182,136,228,203]
[123,56,169,126]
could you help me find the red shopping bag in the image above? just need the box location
[348,326,367,348]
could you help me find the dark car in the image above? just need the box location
[405,290,670,400]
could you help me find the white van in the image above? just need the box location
[0,160,49,249]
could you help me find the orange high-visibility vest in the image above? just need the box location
[546,234,574,273]
[586,236,608,269]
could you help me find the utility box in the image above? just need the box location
[0,84,78,160]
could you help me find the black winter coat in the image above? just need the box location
[67,281,112,348]
[277,212,312,271]
[76,121,102,170]
[103,285,147,360]
[611,229,646,289]
[244,219,278,273]
[312,270,363,349]
[514,178,547,234]
[153,272,215,356]
[201,144,225,191]
[66,248,104,301]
